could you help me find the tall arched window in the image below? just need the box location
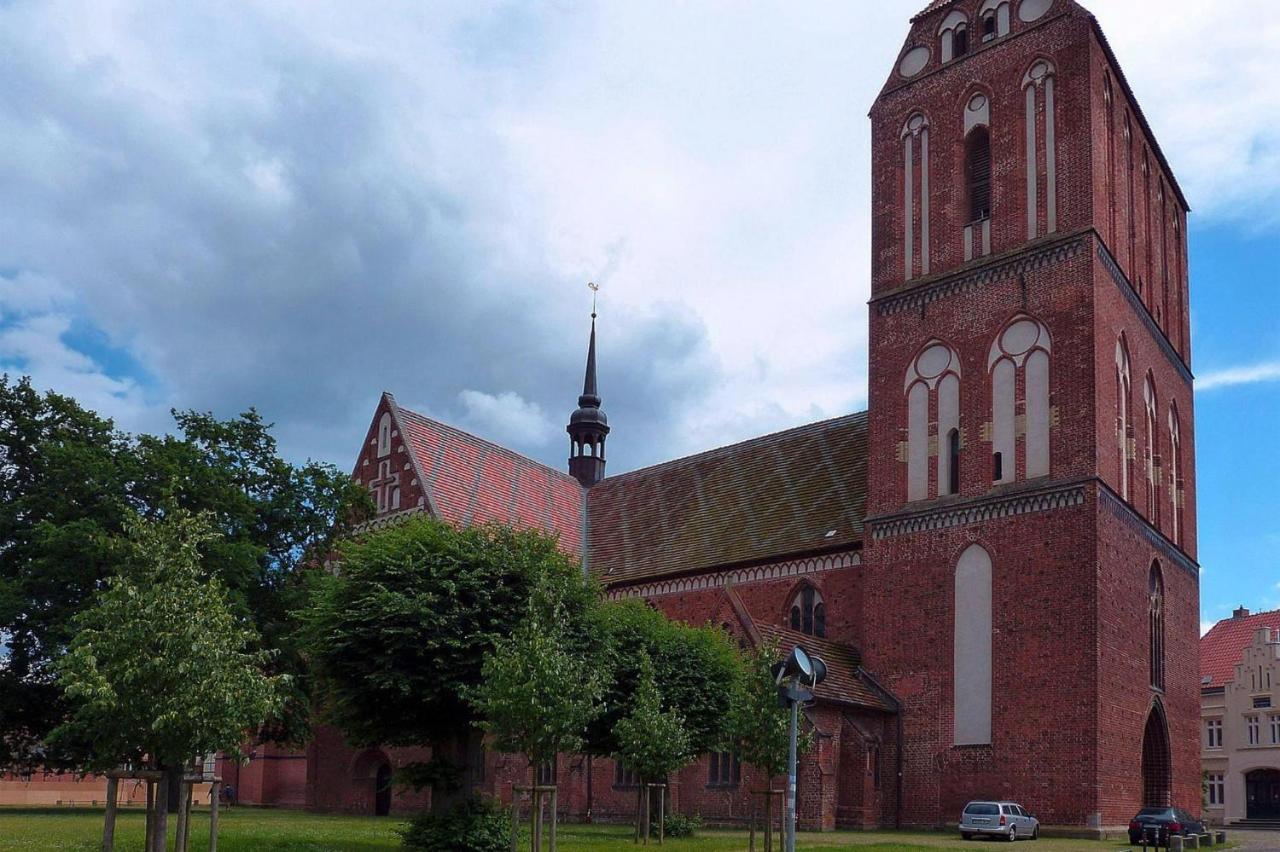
[939,10,970,62]
[1143,374,1161,525]
[1149,562,1165,691]
[789,586,826,638]
[947,428,961,496]
[966,127,992,223]
[905,342,962,502]
[1168,402,1182,546]
[378,412,392,458]
[1023,59,1057,238]
[955,544,993,746]
[902,113,931,279]
[979,0,1011,40]
[1116,337,1132,500]
[989,316,1052,484]
[1104,72,1116,242]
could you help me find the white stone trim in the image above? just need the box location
[605,550,861,601]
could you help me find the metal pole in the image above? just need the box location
[785,680,799,852]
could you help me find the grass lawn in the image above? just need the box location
[0,807,1173,851]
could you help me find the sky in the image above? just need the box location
[0,0,1275,629]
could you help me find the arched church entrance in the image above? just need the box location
[1140,705,1171,808]
[1246,769,1280,820]
[375,763,393,817]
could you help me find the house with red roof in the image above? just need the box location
[1200,607,1280,826]
[225,0,1205,835]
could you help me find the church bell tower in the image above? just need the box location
[567,302,609,488]
[860,0,1198,832]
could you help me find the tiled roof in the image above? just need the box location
[393,402,584,555]
[1201,609,1280,689]
[911,0,960,21]
[586,413,868,585]
[753,622,893,712]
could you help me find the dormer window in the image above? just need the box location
[789,587,826,638]
[939,11,970,63]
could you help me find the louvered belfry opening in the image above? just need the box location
[966,127,992,222]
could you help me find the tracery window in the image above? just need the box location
[1149,562,1165,691]
[904,342,962,501]
[1144,374,1161,524]
[902,113,931,279]
[707,752,741,787]
[979,1,1010,40]
[989,316,1052,484]
[789,586,826,638]
[1023,60,1057,238]
[1116,337,1133,500]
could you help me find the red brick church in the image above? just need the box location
[225,0,1201,834]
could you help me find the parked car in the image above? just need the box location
[960,801,1040,841]
[1127,807,1206,845]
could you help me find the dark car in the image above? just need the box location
[1127,807,1206,845]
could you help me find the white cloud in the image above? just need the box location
[1201,620,1215,637]
[456,390,556,451]
[1197,361,1280,391]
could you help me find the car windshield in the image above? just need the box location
[1136,808,1170,818]
[965,803,999,815]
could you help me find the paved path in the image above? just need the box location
[1231,829,1280,850]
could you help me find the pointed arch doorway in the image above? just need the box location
[375,763,393,816]
[1141,705,1172,808]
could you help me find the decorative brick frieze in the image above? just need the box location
[873,234,1085,317]
[868,481,1086,540]
[605,550,861,600]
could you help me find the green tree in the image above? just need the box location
[0,376,367,766]
[299,515,595,812]
[587,599,739,758]
[472,579,603,772]
[49,508,284,770]
[612,654,693,784]
[729,639,811,781]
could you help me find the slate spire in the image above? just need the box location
[567,287,610,488]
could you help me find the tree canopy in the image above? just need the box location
[0,375,367,766]
[50,509,284,772]
[729,639,810,781]
[612,654,693,783]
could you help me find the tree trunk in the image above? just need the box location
[152,774,170,852]
[145,781,155,852]
[763,789,772,852]
[165,765,184,814]
[209,782,221,852]
[103,777,119,852]
[430,731,486,815]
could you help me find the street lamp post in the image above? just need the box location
[775,645,826,852]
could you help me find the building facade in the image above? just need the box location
[1201,608,1280,826]
[231,0,1201,835]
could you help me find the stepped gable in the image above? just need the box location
[1201,608,1280,688]
[587,412,868,586]
[394,403,584,555]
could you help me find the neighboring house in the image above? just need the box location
[1201,608,1280,826]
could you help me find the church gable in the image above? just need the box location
[360,394,585,554]
[588,412,868,586]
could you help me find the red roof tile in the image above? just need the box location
[392,400,584,555]
[586,413,867,585]
[1200,609,1280,688]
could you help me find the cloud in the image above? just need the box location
[0,0,1274,478]
[1197,361,1280,392]
[1201,620,1215,637]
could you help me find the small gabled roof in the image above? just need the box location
[586,412,868,585]
[719,586,893,712]
[391,398,584,555]
[1201,608,1280,689]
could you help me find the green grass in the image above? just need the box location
[0,807,1191,851]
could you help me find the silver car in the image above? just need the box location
[959,800,1040,841]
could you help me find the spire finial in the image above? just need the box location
[588,281,599,319]
[567,283,610,488]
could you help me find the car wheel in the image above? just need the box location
[1031,825,1038,840]
[1007,826,1017,842]
[961,833,972,841]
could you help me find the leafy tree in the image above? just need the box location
[299,515,595,812]
[729,639,811,782]
[49,509,285,770]
[0,376,367,766]
[612,655,693,784]
[587,599,739,758]
[472,579,603,775]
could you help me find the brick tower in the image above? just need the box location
[861,0,1198,832]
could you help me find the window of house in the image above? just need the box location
[1271,715,1280,745]
[536,757,556,786]
[789,586,826,638]
[1247,715,1261,746]
[1206,718,1223,749]
[966,127,992,222]
[614,762,639,788]
[1255,696,1273,709]
[1207,773,1224,806]
[707,752,741,788]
